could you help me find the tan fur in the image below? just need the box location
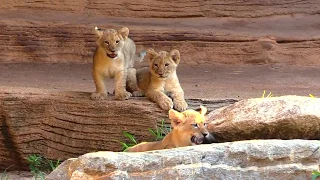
[127,48,188,111]
[126,106,212,152]
[91,26,143,100]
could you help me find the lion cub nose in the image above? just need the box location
[202,132,209,136]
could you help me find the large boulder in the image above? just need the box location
[47,139,320,180]
[0,87,235,170]
[207,95,320,142]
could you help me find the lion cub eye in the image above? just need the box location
[115,40,120,44]
[165,63,169,67]
[154,64,158,67]
[104,41,109,45]
[191,124,198,128]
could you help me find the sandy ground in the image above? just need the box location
[0,63,319,99]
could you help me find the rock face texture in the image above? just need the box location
[0,1,320,65]
[207,95,320,142]
[0,87,236,170]
[47,140,320,180]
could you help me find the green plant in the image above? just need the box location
[312,171,320,180]
[261,90,273,98]
[117,120,172,151]
[117,131,138,151]
[1,165,14,180]
[148,119,171,141]
[27,154,61,180]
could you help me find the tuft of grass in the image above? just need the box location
[27,154,61,180]
[148,119,171,141]
[118,120,172,151]
[116,131,138,152]
[261,90,273,98]
[310,94,316,98]
[312,171,320,180]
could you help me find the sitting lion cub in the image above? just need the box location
[128,48,188,111]
[126,106,214,152]
[91,26,143,101]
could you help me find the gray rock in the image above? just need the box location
[47,140,320,180]
[207,95,320,142]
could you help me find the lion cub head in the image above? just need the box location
[94,26,129,59]
[146,48,180,79]
[169,106,214,146]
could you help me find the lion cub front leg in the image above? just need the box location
[169,89,188,112]
[146,90,173,110]
[91,71,108,100]
[114,70,132,100]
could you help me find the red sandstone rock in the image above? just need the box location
[0,1,319,65]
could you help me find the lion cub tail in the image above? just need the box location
[134,50,147,62]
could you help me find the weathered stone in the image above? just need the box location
[47,140,320,180]
[0,1,320,65]
[0,87,235,170]
[207,95,320,142]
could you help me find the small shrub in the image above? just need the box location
[118,119,172,151]
[148,119,171,141]
[27,154,61,180]
[117,131,138,151]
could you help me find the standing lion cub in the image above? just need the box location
[91,26,143,100]
[127,48,188,111]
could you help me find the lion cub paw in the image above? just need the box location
[157,97,173,110]
[174,100,188,112]
[115,91,132,100]
[132,91,144,97]
[91,92,108,100]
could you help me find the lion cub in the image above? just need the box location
[126,106,214,152]
[128,48,188,111]
[91,26,143,101]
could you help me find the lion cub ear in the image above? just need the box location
[170,49,180,64]
[94,27,103,38]
[169,109,185,128]
[118,27,129,40]
[146,48,157,62]
[199,106,207,115]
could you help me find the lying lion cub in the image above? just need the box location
[91,26,144,101]
[126,106,214,152]
[127,48,188,111]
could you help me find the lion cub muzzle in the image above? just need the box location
[107,51,118,59]
[191,135,203,145]
[105,45,119,59]
[190,123,211,145]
